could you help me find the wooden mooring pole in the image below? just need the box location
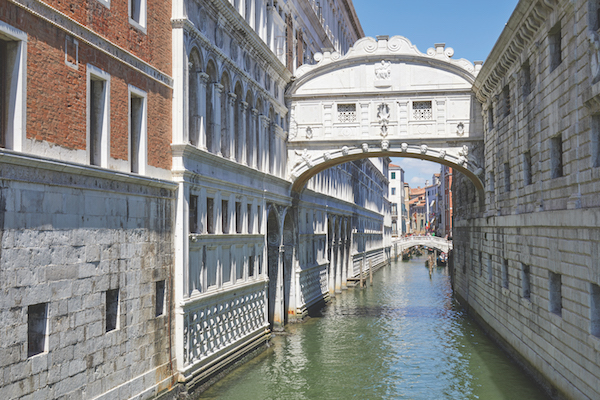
[360,257,364,288]
[369,260,373,286]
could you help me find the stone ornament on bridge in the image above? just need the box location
[377,103,390,136]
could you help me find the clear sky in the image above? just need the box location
[351,0,519,188]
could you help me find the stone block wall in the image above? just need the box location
[0,153,176,400]
[456,0,600,398]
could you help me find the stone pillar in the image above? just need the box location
[252,109,259,169]
[227,92,236,160]
[198,73,209,150]
[212,83,223,155]
[239,101,248,165]
[259,115,270,172]
[335,233,342,293]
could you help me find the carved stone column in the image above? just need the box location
[239,101,248,165]
[198,73,209,150]
[212,83,223,155]
[259,115,270,172]
[227,92,236,160]
[251,109,259,169]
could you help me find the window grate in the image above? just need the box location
[413,101,432,120]
[337,104,356,123]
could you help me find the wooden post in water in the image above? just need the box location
[369,260,373,286]
[360,257,364,288]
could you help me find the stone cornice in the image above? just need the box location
[9,0,173,88]
[473,0,560,103]
[339,0,364,39]
[0,150,177,193]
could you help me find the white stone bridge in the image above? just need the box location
[392,235,453,254]
[286,35,485,194]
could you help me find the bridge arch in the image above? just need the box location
[286,35,485,194]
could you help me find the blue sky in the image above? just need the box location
[351,0,519,187]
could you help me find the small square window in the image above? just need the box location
[207,198,214,234]
[591,283,600,337]
[522,264,531,299]
[504,162,511,192]
[523,151,532,186]
[106,289,119,332]
[549,23,562,72]
[549,272,562,316]
[28,303,48,357]
[189,195,198,233]
[592,114,600,168]
[222,200,229,233]
[155,280,165,317]
[502,259,509,289]
[551,134,564,178]
[522,62,531,98]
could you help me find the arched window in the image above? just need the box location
[220,71,231,158]
[205,60,217,153]
[188,49,202,146]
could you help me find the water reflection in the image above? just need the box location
[201,256,547,400]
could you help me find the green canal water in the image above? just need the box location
[200,256,548,400]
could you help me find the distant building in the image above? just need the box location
[439,166,453,238]
[409,187,426,234]
[388,163,406,236]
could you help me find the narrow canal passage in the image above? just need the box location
[201,256,547,400]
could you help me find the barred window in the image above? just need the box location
[413,101,432,120]
[337,104,356,123]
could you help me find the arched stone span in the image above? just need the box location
[286,35,485,194]
[393,236,453,254]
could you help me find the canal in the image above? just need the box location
[200,256,547,400]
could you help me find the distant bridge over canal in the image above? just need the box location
[392,235,453,254]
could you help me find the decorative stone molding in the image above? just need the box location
[473,0,558,103]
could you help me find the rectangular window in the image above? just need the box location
[88,65,110,167]
[28,303,48,357]
[591,283,600,337]
[503,85,510,117]
[488,171,495,193]
[549,23,562,72]
[592,114,600,168]
[222,200,229,233]
[413,101,432,120]
[523,151,532,186]
[522,62,531,98]
[257,254,263,275]
[207,198,214,234]
[522,264,531,299]
[248,250,255,278]
[488,106,494,131]
[551,134,564,178]
[504,162,510,192]
[106,288,119,332]
[155,280,165,317]
[235,201,242,233]
[337,104,356,123]
[129,85,147,174]
[502,258,509,289]
[222,247,231,283]
[247,204,253,233]
[0,22,27,150]
[64,35,78,69]
[189,195,198,233]
[0,40,6,147]
[487,254,493,282]
[257,205,262,234]
[391,187,396,195]
[129,0,147,30]
[549,272,562,316]
[391,172,396,180]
